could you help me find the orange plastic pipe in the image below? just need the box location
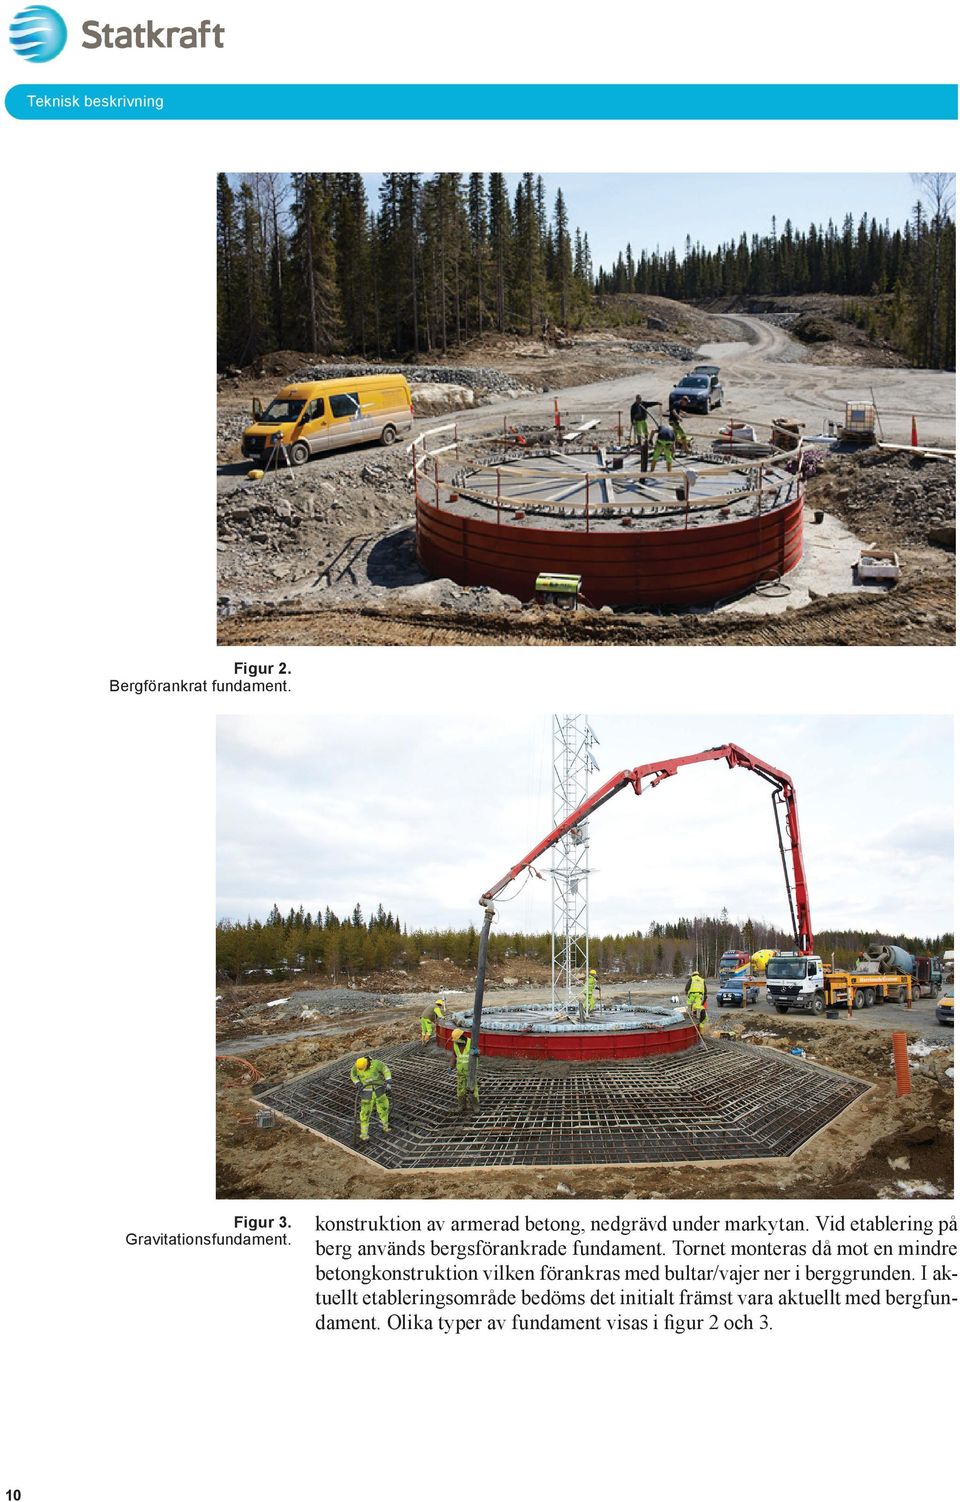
[892,1032,912,1096]
[216,1055,264,1084]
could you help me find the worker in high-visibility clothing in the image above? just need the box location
[420,998,445,1044]
[451,1027,479,1110]
[686,970,707,1031]
[668,392,693,455]
[350,1056,392,1141]
[649,420,676,473]
[585,968,599,1012]
[629,394,649,446]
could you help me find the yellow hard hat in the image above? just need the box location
[355,1056,369,1071]
[590,969,597,975]
[451,1028,464,1041]
[435,998,445,1009]
[247,469,265,480]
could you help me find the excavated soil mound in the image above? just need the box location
[808,448,955,549]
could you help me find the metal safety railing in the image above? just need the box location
[495,400,808,456]
[412,449,802,534]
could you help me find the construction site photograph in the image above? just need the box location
[216,172,956,647]
[216,714,955,1202]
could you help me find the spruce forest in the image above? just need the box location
[217,171,955,372]
[215,904,953,984]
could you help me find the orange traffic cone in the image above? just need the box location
[910,416,918,447]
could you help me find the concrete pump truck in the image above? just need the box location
[463,742,815,1092]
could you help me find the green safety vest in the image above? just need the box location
[351,1060,392,1091]
[452,1037,471,1068]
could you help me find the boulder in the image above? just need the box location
[927,524,955,552]
[411,382,477,417]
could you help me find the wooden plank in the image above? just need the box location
[876,442,956,456]
[561,418,601,441]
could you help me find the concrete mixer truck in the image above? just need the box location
[861,944,943,999]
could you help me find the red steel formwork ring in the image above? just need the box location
[417,489,803,608]
[435,1015,701,1062]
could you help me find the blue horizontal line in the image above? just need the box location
[5,82,958,120]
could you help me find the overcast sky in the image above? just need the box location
[217,715,953,940]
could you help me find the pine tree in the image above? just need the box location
[333,173,371,355]
[487,173,512,332]
[287,173,342,353]
[467,172,490,335]
[553,188,572,325]
[216,173,242,367]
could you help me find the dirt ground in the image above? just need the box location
[218,570,954,647]
[217,311,955,647]
[703,293,911,369]
[216,985,954,1203]
[217,297,730,403]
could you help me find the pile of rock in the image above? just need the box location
[375,579,522,613]
[754,311,805,330]
[217,411,248,460]
[294,361,531,396]
[814,448,956,549]
[217,448,414,548]
[790,314,835,343]
[625,338,696,362]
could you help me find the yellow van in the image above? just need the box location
[241,373,414,467]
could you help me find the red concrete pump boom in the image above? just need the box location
[481,742,813,954]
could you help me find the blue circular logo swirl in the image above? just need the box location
[10,6,67,62]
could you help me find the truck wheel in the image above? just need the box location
[775,1005,789,1015]
[380,425,397,447]
[290,441,310,466]
[811,991,825,1014]
[855,987,874,1009]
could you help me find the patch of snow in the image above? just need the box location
[265,996,292,1008]
[887,1156,911,1172]
[907,1039,951,1057]
[894,1179,942,1198]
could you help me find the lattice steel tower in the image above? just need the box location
[550,714,598,1017]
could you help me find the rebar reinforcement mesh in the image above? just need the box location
[255,1040,870,1172]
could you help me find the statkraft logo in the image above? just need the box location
[9,5,67,61]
